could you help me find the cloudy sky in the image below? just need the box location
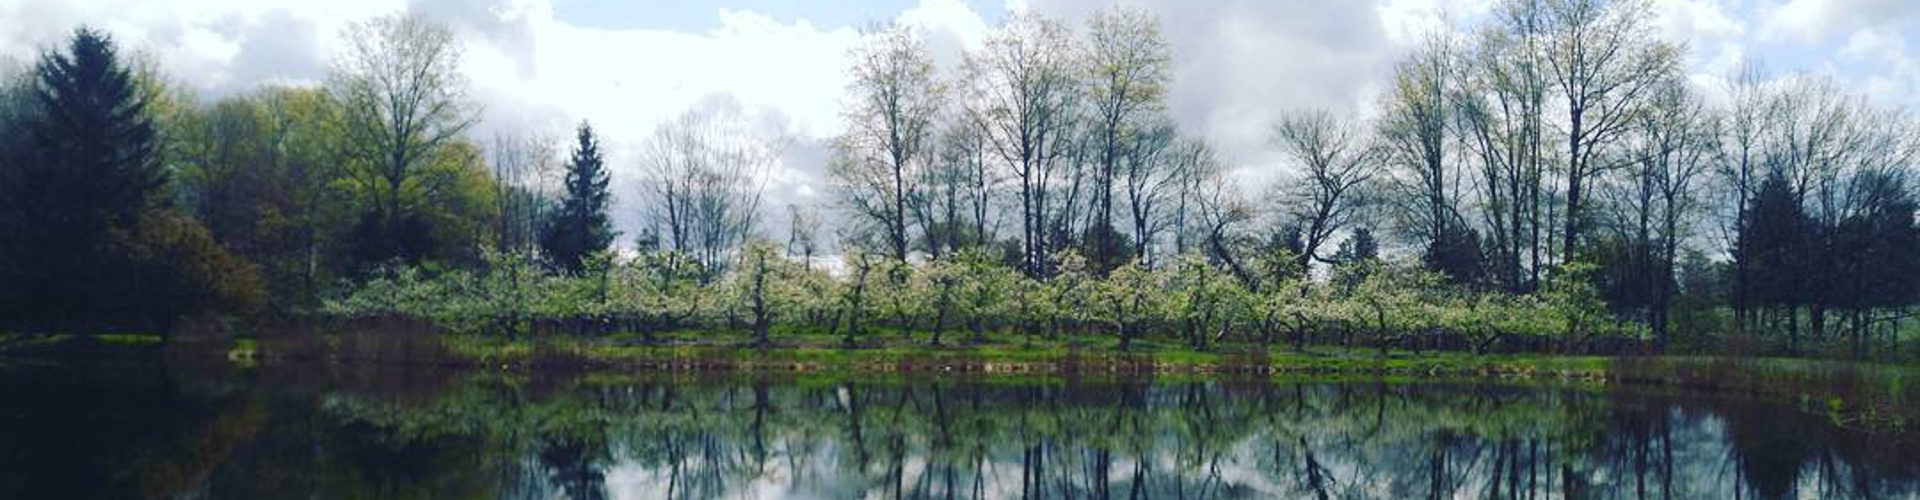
[1,0,1915,240]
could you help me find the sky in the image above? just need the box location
[0,0,1915,242]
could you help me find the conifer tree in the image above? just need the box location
[0,27,164,331]
[541,122,614,273]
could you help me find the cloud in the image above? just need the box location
[1761,0,1920,43]
[408,0,543,76]
[2,0,1915,241]
[1022,0,1421,180]
[895,0,992,68]
[1653,0,1745,42]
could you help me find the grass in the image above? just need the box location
[433,330,1617,379]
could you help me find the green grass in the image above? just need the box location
[421,335,1919,434]
[91,333,164,346]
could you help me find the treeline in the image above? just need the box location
[1,1,1916,358]
[0,19,612,333]
[810,0,1920,357]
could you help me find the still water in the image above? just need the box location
[1,357,1915,500]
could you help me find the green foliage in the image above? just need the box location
[540,122,613,273]
[0,27,265,333]
[323,241,1649,356]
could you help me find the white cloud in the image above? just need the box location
[3,0,1915,239]
[1652,0,1745,43]
[1761,0,1920,43]
[1375,0,1496,45]
[896,0,993,67]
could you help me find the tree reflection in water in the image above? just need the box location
[1,361,1916,499]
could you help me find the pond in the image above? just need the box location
[1,357,1915,499]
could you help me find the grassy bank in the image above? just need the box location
[421,334,1914,435]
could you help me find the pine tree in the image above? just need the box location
[0,27,165,331]
[1423,222,1485,285]
[541,121,613,273]
[1735,169,1813,350]
[1333,227,1379,266]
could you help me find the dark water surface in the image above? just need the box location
[2,357,1916,500]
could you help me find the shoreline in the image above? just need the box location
[5,332,1916,435]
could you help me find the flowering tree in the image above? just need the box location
[1165,253,1249,350]
[1099,260,1165,350]
[723,242,805,347]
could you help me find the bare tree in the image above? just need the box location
[786,203,821,271]
[1602,78,1715,348]
[1120,117,1180,265]
[913,120,998,258]
[1188,154,1256,287]
[964,13,1081,277]
[1713,62,1774,333]
[1166,138,1216,258]
[326,15,477,249]
[1271,109,1381,271]
[834,23,943,263]
[1542,0,1680,260]
[487,131,556,254]
[1083,6,1172,265]
[639,107,780,276]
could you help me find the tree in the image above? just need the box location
[1610,78,1714,349]
[542,122,614,274]
[1542,0,1679,260]
[1456,4,1551,293]
[1270,109,1380,272]
[1830,170,1920,357]
[1120,119,1181,266]
[639,105,778,276]
[1380,33,1465,268]
[1333,227,1381,268]
[326,14,477,267]
[835,23,943,262]
[488,129,557,255]
[726,241,802,347]
[965,13,1080,277]
[1098,259,1163,350]
[1083,6,1172,268]
[167,88,334,310]
[0,27,167,331]
[914,122,997,258]
[1734,170,1811,352]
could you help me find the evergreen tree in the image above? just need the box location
[1422,221,1485,286]
[1831,171,1920,356]
[0,27,165,331]
[1734,170,1813,349]
[1333,227,1379,266]
[541,122,613,273]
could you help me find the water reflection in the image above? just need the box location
[1,359,1915,499]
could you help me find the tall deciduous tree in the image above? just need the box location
[1542,0,1679,260]
[488,130,557,255]
[835,23,943,263]
[542,122,614,273]
[1271,109,1380,272]
[327,14,477,267]
[1457,2,1552,293]
[1084,6,1171,268]
[965,13,1080,277]
[640,104,778,276]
